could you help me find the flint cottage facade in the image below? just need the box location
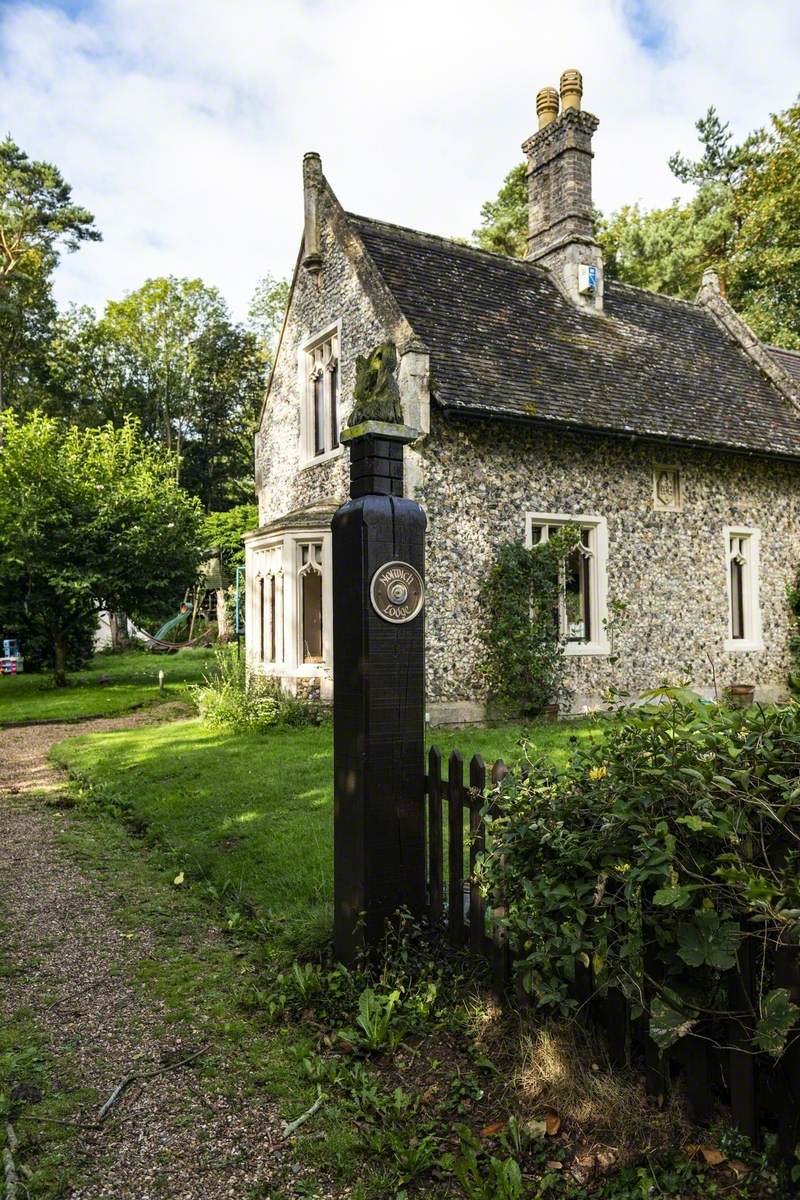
[245,72,800,724]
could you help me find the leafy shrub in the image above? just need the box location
[478,530,580,717]
[0,603,96,673]
[480,690,800,1057]
[193,646,320,732]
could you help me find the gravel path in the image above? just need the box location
[0,713,293,1199]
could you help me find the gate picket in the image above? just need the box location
[447,751,465,946]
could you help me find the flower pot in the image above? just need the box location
[725,684,755,708]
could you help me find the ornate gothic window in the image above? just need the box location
[725,528,761,650]
[305,331,339,461]
[298,542,324,662]
[526,513,610,656]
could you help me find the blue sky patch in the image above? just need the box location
[622,0,673,56]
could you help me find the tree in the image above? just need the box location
[248,273,290,366]
[598,106,753,297]
[472,162,528,257]
[0,136,100,412]
[0,261,57,414]
[0,412,203,685]
[48,278,266,507]
[202,505,258,570]
[202,504,258,640]
[728,101,800,349]
[179,320,264,510]
[100,277,227,461]
[46,304,146,427]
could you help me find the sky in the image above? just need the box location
[1,0,799,321]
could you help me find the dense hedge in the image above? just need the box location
[480,691,800,1057]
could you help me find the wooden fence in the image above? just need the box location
[424,747,800,1158]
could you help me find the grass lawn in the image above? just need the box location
[53,715,605,953]
[0,647,217,725]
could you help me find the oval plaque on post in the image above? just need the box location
[370,560,424,624]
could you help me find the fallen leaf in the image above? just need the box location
[546,1161,563,1171]
[699,1147,727,1167]
[730,1160,750,1178]
[173,871,185,886]
[545,1110,561,1136]
[480,1121,507,1138]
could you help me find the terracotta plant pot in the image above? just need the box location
[725,684,755,708]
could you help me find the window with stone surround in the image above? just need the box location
[298,542,324,663]
[525,512,610,656]
[302,327,340,462]
[248,532,331,675]
[255,544,283,664]
[725,527,761,652]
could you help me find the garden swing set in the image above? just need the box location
[141,595,214,654]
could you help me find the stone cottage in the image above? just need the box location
[245,71,800,723]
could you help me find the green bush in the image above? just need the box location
[0,603,96,673]
[193,646,320,732]
[480,690,800,1057]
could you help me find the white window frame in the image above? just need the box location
[723,525,762,652]
[299,321,342,468]
[524,511,610,656]
[245,529,332,677]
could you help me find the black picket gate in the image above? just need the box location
[424,745,800,1159]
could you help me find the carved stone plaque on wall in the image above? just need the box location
[653,466,682,511]
[370,561,425,624]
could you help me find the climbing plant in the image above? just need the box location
[478,528,580,717]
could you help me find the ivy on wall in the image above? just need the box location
[478,528,580,717]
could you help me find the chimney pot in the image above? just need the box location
[302,151,323,274]
[536,86,559,129]
[560,69,583,112]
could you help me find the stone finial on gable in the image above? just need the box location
[697,267,722,301]
[302,151,323,275]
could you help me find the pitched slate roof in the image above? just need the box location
[246,498,342,540]
[769,345,800,386]
[348,213,800,461]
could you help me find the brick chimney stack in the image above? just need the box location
[522,70,603,313]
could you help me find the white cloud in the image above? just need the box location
[1,0,798,319]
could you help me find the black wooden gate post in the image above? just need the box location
[333,418,427,963]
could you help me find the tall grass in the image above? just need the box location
[193,646,320,733]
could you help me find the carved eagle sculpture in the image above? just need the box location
[346,341,404,427]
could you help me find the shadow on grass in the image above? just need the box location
[53,715,604,956]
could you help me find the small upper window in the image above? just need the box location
[305,332,339,460]
[726,528,761,650]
